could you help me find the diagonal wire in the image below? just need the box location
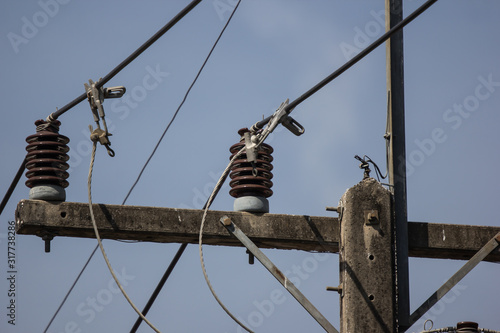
[122,0,241,204]
[0,159,26,217]
[130,2,242,331]
[42,245,98,333]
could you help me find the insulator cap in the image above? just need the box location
[457,322,479,333]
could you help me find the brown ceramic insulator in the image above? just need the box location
[25,120,70,189]
[229,133,274,199]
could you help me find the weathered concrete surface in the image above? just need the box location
[408,222,500,262]
[339,178,396,333]
[15,199,500,261]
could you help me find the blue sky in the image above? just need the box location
[1,0,499,332]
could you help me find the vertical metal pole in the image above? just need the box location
[386,0,410,330]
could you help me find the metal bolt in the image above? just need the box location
[41,233,53,253]
[220,216,232,226]
[246,249,255,265]
[326,285,343,294]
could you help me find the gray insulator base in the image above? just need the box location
[233,196,269,213]
[29,185,66,201]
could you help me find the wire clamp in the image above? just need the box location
[251,99,305,144]
[84,79,126,157]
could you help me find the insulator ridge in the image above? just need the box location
[25,119,70,200]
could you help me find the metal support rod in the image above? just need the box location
[220,216,339,333]
[47,0,202,121]
[130,243,188,333]
[409,233,500,326]
[386,0,410,329]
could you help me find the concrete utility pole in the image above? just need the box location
[339,178,396,332]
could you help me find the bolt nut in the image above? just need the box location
[220,216,232,226]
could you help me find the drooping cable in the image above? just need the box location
[199,146,254,333]
[47,0,202,121]
[88,141,161,332]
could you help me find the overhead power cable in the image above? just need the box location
[284,0,438,113]
[47,0,202,121]
[252,0,439,131]
[0,0,202,219]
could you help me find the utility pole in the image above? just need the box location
[386,0,410,329]
[339,178,396,332]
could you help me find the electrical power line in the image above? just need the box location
[284,0,438,113]
[47,0,202,122]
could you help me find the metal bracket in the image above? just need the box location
[220,216,339,333]
[84,79,126,157]
[251,99,305,143]
[364,209,379,225]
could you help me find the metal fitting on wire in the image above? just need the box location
[84,78,126,157]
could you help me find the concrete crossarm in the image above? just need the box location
[15,200,500,262]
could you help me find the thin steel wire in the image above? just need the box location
[198,146,254,333]
[88,141,161,332]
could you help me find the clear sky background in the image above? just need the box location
[1,0,499,332]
